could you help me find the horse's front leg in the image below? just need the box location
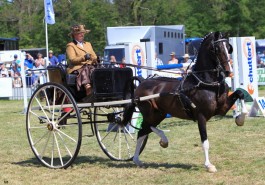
[198,114,217,173]
[230,90,248,126]
[202,139,217,173]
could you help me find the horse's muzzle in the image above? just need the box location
[225,71,231,77]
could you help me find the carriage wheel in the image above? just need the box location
[26,82,82,169]
[94,106,147,161]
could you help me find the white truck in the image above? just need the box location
[104,25,185,64]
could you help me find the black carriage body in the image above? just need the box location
[47,65,133,101]
[92,67,133,101]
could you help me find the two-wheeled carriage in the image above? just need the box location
[26,64,147,169]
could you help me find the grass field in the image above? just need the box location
[1,97,265,185]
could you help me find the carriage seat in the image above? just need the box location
[47,64,76,86]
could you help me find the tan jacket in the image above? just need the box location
[66,40,97,74]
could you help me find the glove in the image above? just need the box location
[84,53,90,60]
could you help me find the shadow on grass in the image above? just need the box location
[13,155,198,171]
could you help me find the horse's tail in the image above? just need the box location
[121,76,143,127]
[122,102,136,126]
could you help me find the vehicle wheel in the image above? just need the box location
[26,82,82,169]
[94,106,147,161]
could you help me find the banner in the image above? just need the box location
[257,68,265,85]
[44,0,55,25]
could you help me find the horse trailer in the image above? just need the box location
[104,25,185,64]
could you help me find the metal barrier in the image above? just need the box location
[10,87,34,100]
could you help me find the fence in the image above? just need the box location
[10,87,34,100]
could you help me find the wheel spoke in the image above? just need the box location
[53,132,64,166]
[123,129,133,158]
[57,132,73,157]
[42,88,51,113]
[34,96,50,123]
[39,131,51,159]
[32,130,50,146]
[55,128,77,143]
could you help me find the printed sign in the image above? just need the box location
[0,78,13,97]
[249,97,265,117]
[125,42,148,78]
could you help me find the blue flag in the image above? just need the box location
[44,0,55,24]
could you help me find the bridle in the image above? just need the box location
[212,38,232,79]
[179,35,233,93]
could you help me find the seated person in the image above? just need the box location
[168,52,178,64]
[182,54,192,63]
[0,62,9,77]
[66,24,97,96]
[13,72,22,88]
[48,50,59,66]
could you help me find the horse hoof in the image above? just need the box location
[206,164,217,173]
[235,113,246,126]
[133,158,143,167]
[159,139,168,148]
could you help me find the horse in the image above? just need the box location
[122,31,248,173]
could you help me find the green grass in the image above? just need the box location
[1,99,265,185]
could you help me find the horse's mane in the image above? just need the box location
[200,32,215,47]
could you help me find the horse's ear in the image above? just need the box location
[214,31,222,39]
[223,32,230,38]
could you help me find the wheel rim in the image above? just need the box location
[26,83,82,169]
[94,106,145,161]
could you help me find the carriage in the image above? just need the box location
[26,32,248,172]
[26,63,149,169]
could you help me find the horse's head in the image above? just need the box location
[196,32,233,77]
[212,32,233,77]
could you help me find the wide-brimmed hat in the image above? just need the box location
[170,52,175,56]
[183,54,190,58]
[68,24,90,37]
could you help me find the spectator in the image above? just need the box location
[168,52,178,64]
[32,53,46,85]
[109,55,119,68]
[66,24,98,96]
[155,53,163,66]
[11,54,21,76]
[96,52,103,64]
[24,53,34,70]
[182,54,192,63]
[120,57,126,68]
[48,50,59,66]
[0,62,9,77]
[13,72,22,88]
[34,53,45,68]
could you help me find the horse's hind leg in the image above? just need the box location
[150,126,168,148]
[133,134,148,167]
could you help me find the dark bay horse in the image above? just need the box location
[123,32,248,172]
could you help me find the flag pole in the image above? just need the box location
[44,0,52,82]
[44,0,49,63]
[45,21,50,82]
